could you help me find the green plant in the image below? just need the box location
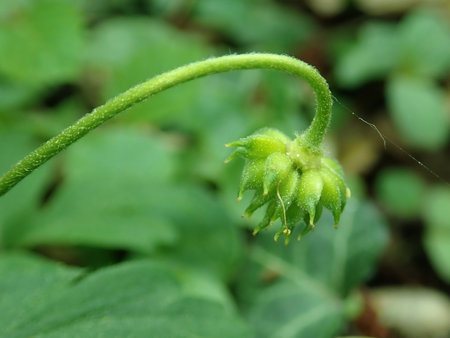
[0,3,394,335]
[9,2,450,336]
[0,53,348,243]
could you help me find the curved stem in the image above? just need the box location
[0,53,332,197]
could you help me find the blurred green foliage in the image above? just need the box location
[0,0,449,337]
[335,9,449,150]
[375,167,425,218]
[0,253,251,337]
[423,186,450,283]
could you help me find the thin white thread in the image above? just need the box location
[332,95,448,184]
[332,95,386,149]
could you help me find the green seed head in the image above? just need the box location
[226,128,350,243]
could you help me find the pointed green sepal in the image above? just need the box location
[320,170,343,227]
[302,202,323,229]
[243,190,270,218]
[254,127,291,144]
[227,133,287,160]
[285,203,305,227]
[224,148,246,164]
[321,157,344,178]
[237,159,265,201]
[297,222,314,240]
[321,165,348,212]
[297,169,323,226]
[270,170,299,223]
[263,153,292,195]
[253,201,277,235]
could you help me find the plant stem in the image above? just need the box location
[0,53,332,197]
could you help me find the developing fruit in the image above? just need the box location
[226,128,350,244]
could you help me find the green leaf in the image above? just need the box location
[0,128,54,248]
[334,22,399,87]
[147,184,245,282]
[62,126,176,183]
[8,127,178,252]
[78,0,144,19]
[145,0,185,17]
[245,279,343,338]
[0,81,37,112]
[6,126,243,280]
[0,253,251,337]
[398,9,450,79]
[26,99,84,139]
[0,0,84,86]
[188,0,316,52]
[86,18,211,125]
[387,76,448,150]
[375,167,425,218]
[236,198,388,337]
[423,186,450,283]
[0,253,82,331]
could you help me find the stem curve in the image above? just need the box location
[0,53,332,197]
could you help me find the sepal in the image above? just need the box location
[237,159,265,201]
[263,153,293,195]
[297,170,323,226]
[225,134,286,160]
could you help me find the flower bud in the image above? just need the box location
[226,128,350,243]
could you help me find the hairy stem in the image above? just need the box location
[0,53,332,197]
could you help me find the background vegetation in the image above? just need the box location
[0,0,449,337]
